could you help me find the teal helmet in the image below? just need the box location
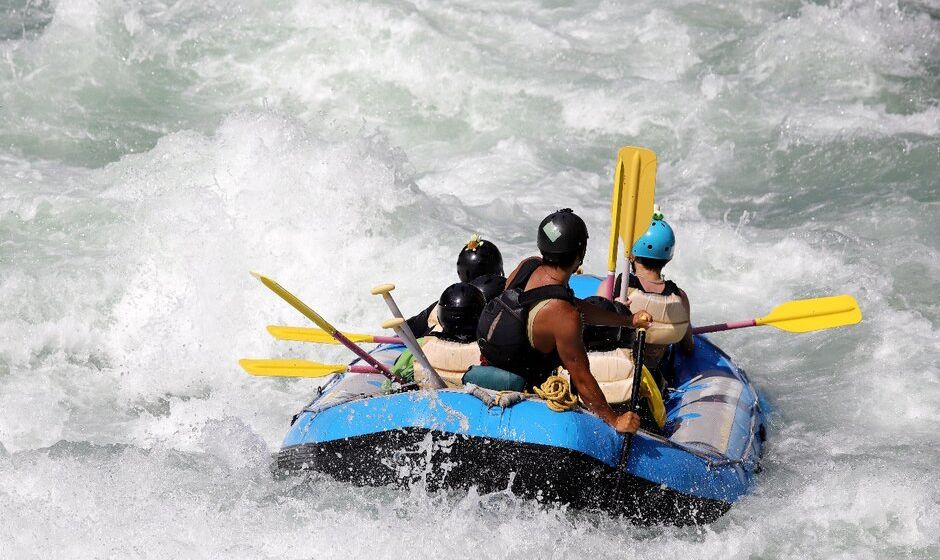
[632,207,675,261]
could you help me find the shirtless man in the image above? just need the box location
[477,209,652,434]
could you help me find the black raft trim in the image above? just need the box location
[276,428,729,526]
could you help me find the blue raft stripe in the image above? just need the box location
[285,391,748,503]
[286,391,618,459]
[569,274,604,299]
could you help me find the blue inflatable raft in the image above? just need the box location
[277,275,768,525]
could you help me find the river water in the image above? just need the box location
[0,1,938,558]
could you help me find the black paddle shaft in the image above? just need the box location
[612,328,646,510]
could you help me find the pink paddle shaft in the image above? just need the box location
[601,272,616,300]
[348,364,379,374]
[372,335,403,344]
[692,319,757,335]
[331,330,400,381]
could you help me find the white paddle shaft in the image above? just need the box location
[374,287,446,389]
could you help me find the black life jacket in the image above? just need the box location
[476,258,576,387]
[631,273,680,297]
[613,272,680,298]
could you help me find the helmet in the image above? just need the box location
[631,212,675,262]
[470,273,506,302]
[581,296,622,352]
[437,282,486,342]
[537,209,589,265]
[457,234,504,283]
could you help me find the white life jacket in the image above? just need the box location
[562,348,665,428]
[419,303,443,334]
[588,348,638,404]
[627,282,689,345]
[413,336,481,388]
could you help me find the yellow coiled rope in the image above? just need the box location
[533,375,579,412]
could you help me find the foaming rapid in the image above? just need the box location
[1,0,938,558]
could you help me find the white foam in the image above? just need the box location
[0,0,938,556]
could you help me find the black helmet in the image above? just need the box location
[470,273,506,302]
[582,296,622,352]
[437,282,486,342]
[457,234,504,283]
[537,209,588,266]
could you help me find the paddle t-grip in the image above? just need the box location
[372,283,409,323]
[372,283,445,388]
[371,283,396,296]
[371,283,415,340]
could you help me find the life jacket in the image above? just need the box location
[412,335,481,388]
[626,275,689,345]
[477,258,575,387]
[581,348,665,429]
[427,304,442,333]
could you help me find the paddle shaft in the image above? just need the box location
[367,335,402,344]
[605,155,626,300]
[379,292,421,350]
[613,328,647,507]
[692,320,757,335]
[303,317,397,379]
[375,290,446,389]
[619,152,642,302]
[386,321,445,389]
[253,273,401,382]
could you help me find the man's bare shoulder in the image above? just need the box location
[539,299,581,327]
[505,256,543,286]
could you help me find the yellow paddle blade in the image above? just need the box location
[606,158,626,272]
[239,359,346,378]
[616,146,657,255]
[267,325,376,344]
[757,295,862,333]
[250,272,337,335]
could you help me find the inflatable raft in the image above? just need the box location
[277,275,768,525]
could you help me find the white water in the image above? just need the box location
[1,0,938,558]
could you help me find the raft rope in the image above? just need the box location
[463,384,526,409]
[533,375,579,412]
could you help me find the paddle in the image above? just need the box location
[601,147,657,301]
[267,325,402,345]
[239,359,378,378]
[602,151,626,299]
[692,295,862,335]
[613,327,648,508]
[373,284,446,389]
[249,272,403,382]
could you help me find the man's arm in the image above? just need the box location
[545,302,640,434]
[575,299,652,329]
[405,302,437,338]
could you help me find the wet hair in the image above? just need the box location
[635,256,669,273]
[542,246,586,269]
